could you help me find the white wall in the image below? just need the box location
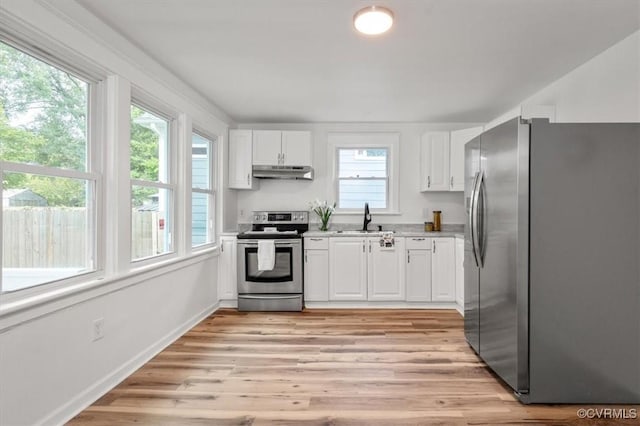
[0,1,230,424]
[486,30,640,128]
[526,30,639,123]
[236,122,481,227]
[0,258,217,426]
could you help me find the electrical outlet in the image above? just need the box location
[92,318,105,341]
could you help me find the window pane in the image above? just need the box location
[0,41,88,171]
[131,186,172,260]
[2,172,93,292]
[192,133,211,190]
[338,179,386,209]
[130,105,168,182]
[338,148,387,178]
[192,192,212,246]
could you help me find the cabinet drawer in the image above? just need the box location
[406,237,432,250]
[304,237,329,250]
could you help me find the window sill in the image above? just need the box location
[0,246,219,330]
[333,210,402,216]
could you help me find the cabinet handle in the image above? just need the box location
[428,176,431,188]
[305,250,308,263]
[433,240,436,253]
[221,243,224,253]
[451,176,454,188]
[277,153,281,164]
[246,173,250,185]
[369,241,371,253]
[309,238,324,241]
[282,152,285,163]
[407,250,410,263]
[412,238,425,241]
[362,242,365,253]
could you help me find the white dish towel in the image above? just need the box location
[257,240,276,271]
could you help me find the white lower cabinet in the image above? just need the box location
[367,237,406,301]
[312,235,457,305]
[304,245,329,302]
[329,237,368,300]
[432,237,456,302]
[405,238,433,302]
[217,236,237,300]
[455,237,464,307]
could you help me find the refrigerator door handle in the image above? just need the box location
[477,171,487,267]
[472,170,484,267]
[469,171,481,267]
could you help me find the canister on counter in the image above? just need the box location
[424,222,434,232]
[433,211,442,231]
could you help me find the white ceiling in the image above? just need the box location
[73,0,639,123]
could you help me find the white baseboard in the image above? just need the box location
[40,301,221,426]
[456,303,464,317]
[219,299,238,308]
[303,301,458,309]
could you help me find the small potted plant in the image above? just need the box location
[309,199,336,231]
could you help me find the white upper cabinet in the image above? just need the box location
[252,130,312,167]
[449,127,483,191]
[228,129,259,190]
[252,130,282,166]
[420,132,450,191]
[367,237,406,301]
[281,131,312,166]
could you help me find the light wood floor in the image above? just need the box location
[70,309,632,425]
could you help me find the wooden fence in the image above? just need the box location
[3,208,164,267]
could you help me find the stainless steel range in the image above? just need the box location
[236,211,308,311]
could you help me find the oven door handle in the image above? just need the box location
[238,295,301,300]
[239,242,299,248]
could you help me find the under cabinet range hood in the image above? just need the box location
[252,165,314,180]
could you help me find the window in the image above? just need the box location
[191,132,216,247]
[337,148,389,209]
[130,104,173,261]
[0,40,96,292]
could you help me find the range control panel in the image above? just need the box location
[252,211,309,225]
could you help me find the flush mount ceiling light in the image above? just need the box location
[353,6,394,35]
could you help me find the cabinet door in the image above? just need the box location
[406,249,432,302]
[450,127,483,191]
[217,237,237,300]
[421,132,450,191]
[228,130,256,189]
[432,238,456,302]
[282,131,312,166]
[367,237,406,301]
[455,237,464,307]
[329,238,367,301]
[253,130,282,165]
[304,249,329,302]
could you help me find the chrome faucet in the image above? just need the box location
[362,202,372,231]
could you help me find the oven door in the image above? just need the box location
[237,239,302,294]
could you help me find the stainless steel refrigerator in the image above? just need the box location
[464,117,640,403]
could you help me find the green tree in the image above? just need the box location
[0,41,160,207]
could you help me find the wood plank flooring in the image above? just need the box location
[69,309,635,425]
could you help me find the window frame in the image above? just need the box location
[0,38,102,296]
[191,130,217,249]
[336,147,390,210]
[129,100,177,264]
[328,132,400,215]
